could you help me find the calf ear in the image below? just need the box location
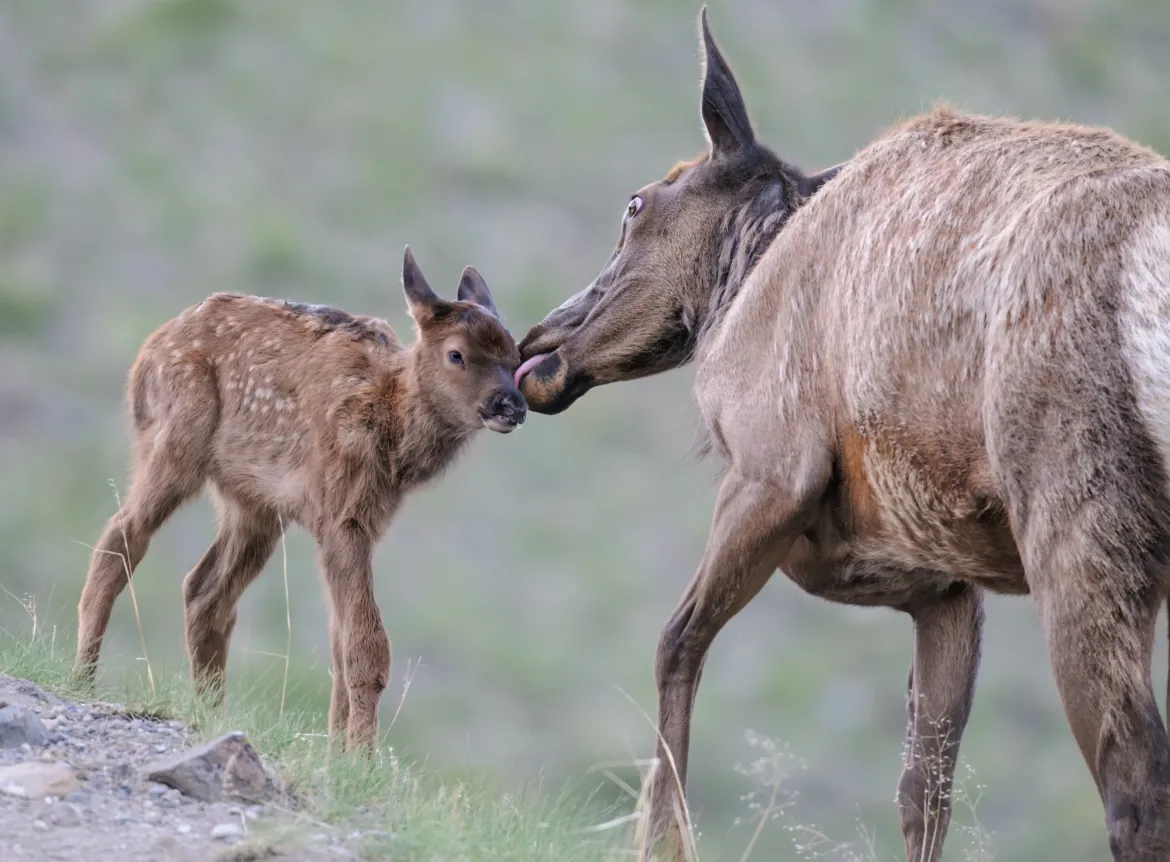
[402,246,445,324]
[799,163,845,198]
[456,266,500,318]
[698,6,755,157]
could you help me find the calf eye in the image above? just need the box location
[447,350,464,367]
[625,195,644,220]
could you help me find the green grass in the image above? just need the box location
[0,617,636,862]
[0,606,999,862]
[0,574,1008,862]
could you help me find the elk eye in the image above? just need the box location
[625,195,644,220]
[447,350,464,367]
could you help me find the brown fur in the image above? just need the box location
[73,248,525,751]
[664,155,706,184]
[519,8,1170,861]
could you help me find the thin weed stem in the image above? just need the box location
[278,514,291,718]
[614,684,700,862]
[109,482,155,696]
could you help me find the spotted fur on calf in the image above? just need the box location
[74,248,525,752]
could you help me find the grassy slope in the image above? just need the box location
[0,620,631,862]
[1,601,998,861]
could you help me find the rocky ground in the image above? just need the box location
[0,674,345,862]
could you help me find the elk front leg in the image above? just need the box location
[317,524,390,752]
[897,584,984,862]
[644,464,826,861]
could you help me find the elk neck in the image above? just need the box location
[694,177,799,357]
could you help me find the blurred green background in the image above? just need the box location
[4,0,1170,858]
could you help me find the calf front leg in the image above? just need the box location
[644,460,828,861]
[327,609,349,748]
[317,523,391,752]
[897,583,984,862]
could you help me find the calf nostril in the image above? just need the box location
[486,391,514,416]
[506,393,527,416]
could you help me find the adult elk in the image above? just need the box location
[74,248,526,751]
[517,7,1170,861]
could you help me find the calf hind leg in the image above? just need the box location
[182,502,281,699]
[74,437,210,683]
[74,367,218,684]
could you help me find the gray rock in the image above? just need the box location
[0,704,48,748]
[0,675,58,709]
[0,762,80,798]
[142,731,277,804]
[45,803,84,828]
[211,822,244,841]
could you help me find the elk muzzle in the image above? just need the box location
[514,349,594,415]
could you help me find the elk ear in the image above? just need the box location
[456,265,500,318]
[401,245,444,323]
[799,163,845,198]
[698,6,755,157]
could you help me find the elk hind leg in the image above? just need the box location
[1027,537,1170,861]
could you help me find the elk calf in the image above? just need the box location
[73,247,526,750]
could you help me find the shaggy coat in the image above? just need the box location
[518,8,1170,861]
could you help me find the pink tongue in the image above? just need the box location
[515,353,552,387]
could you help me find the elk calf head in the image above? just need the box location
[403,247,526,433]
